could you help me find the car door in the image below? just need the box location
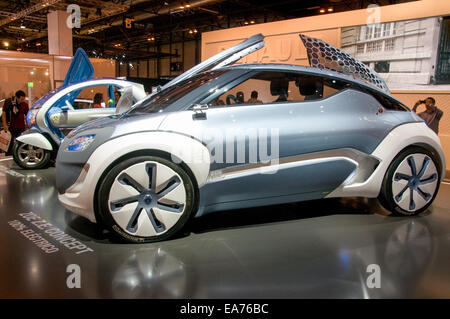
[49,81,146,131]
[159,70,371,209]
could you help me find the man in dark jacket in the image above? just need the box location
[1,90,29,155]
[412,97,443,135]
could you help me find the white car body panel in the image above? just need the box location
[16,133,53,151]
[58,131,211,222]
[327,122,445,199]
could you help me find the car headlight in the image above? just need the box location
[26,108,39,127]
[66,134,96,152]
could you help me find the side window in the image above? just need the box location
[73,85,110,109]
[370,91,408,111]
[207,71,350,107]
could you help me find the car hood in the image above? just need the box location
[66,111,168,141]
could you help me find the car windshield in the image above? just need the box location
[129,70,226,114]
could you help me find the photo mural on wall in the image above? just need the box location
[341,16,450,90]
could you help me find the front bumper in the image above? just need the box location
[58,163,97,223]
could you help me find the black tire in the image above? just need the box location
[12,141,51,170]
[378,146,441,216]
[97,155,196,243]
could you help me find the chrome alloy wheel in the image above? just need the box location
[392,153,438,213]
[17,143,45,167]
[108,161,187,237]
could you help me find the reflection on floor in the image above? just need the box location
[0,156,449,298]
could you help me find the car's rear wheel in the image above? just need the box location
[97,155,195,243]
[13,141,51,169]
[378,146,441,216]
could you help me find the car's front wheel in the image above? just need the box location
[97,155,195,243]
[379,146,441,216]
[13,141,51,169]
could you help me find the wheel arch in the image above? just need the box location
[93,148,202,225]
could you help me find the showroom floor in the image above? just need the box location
[0,156,449,298]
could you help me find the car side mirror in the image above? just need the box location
[192,104,208,120]
[192,104,208,111]
[115,87,134,114]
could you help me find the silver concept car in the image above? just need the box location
[56,34,445,243]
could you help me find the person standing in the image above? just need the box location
[412,97,443,135]
[1,90,29,155]
[247,90,263,104]
[92,93,104,108]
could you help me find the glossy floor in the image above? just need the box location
[0,156,449,298]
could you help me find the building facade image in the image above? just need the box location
[341,17,447,90]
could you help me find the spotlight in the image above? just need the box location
[3,41,9,47]
[328,7,334,12]
[244,21,249,25]
[319,9,325,13]
[250,20,255,24]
